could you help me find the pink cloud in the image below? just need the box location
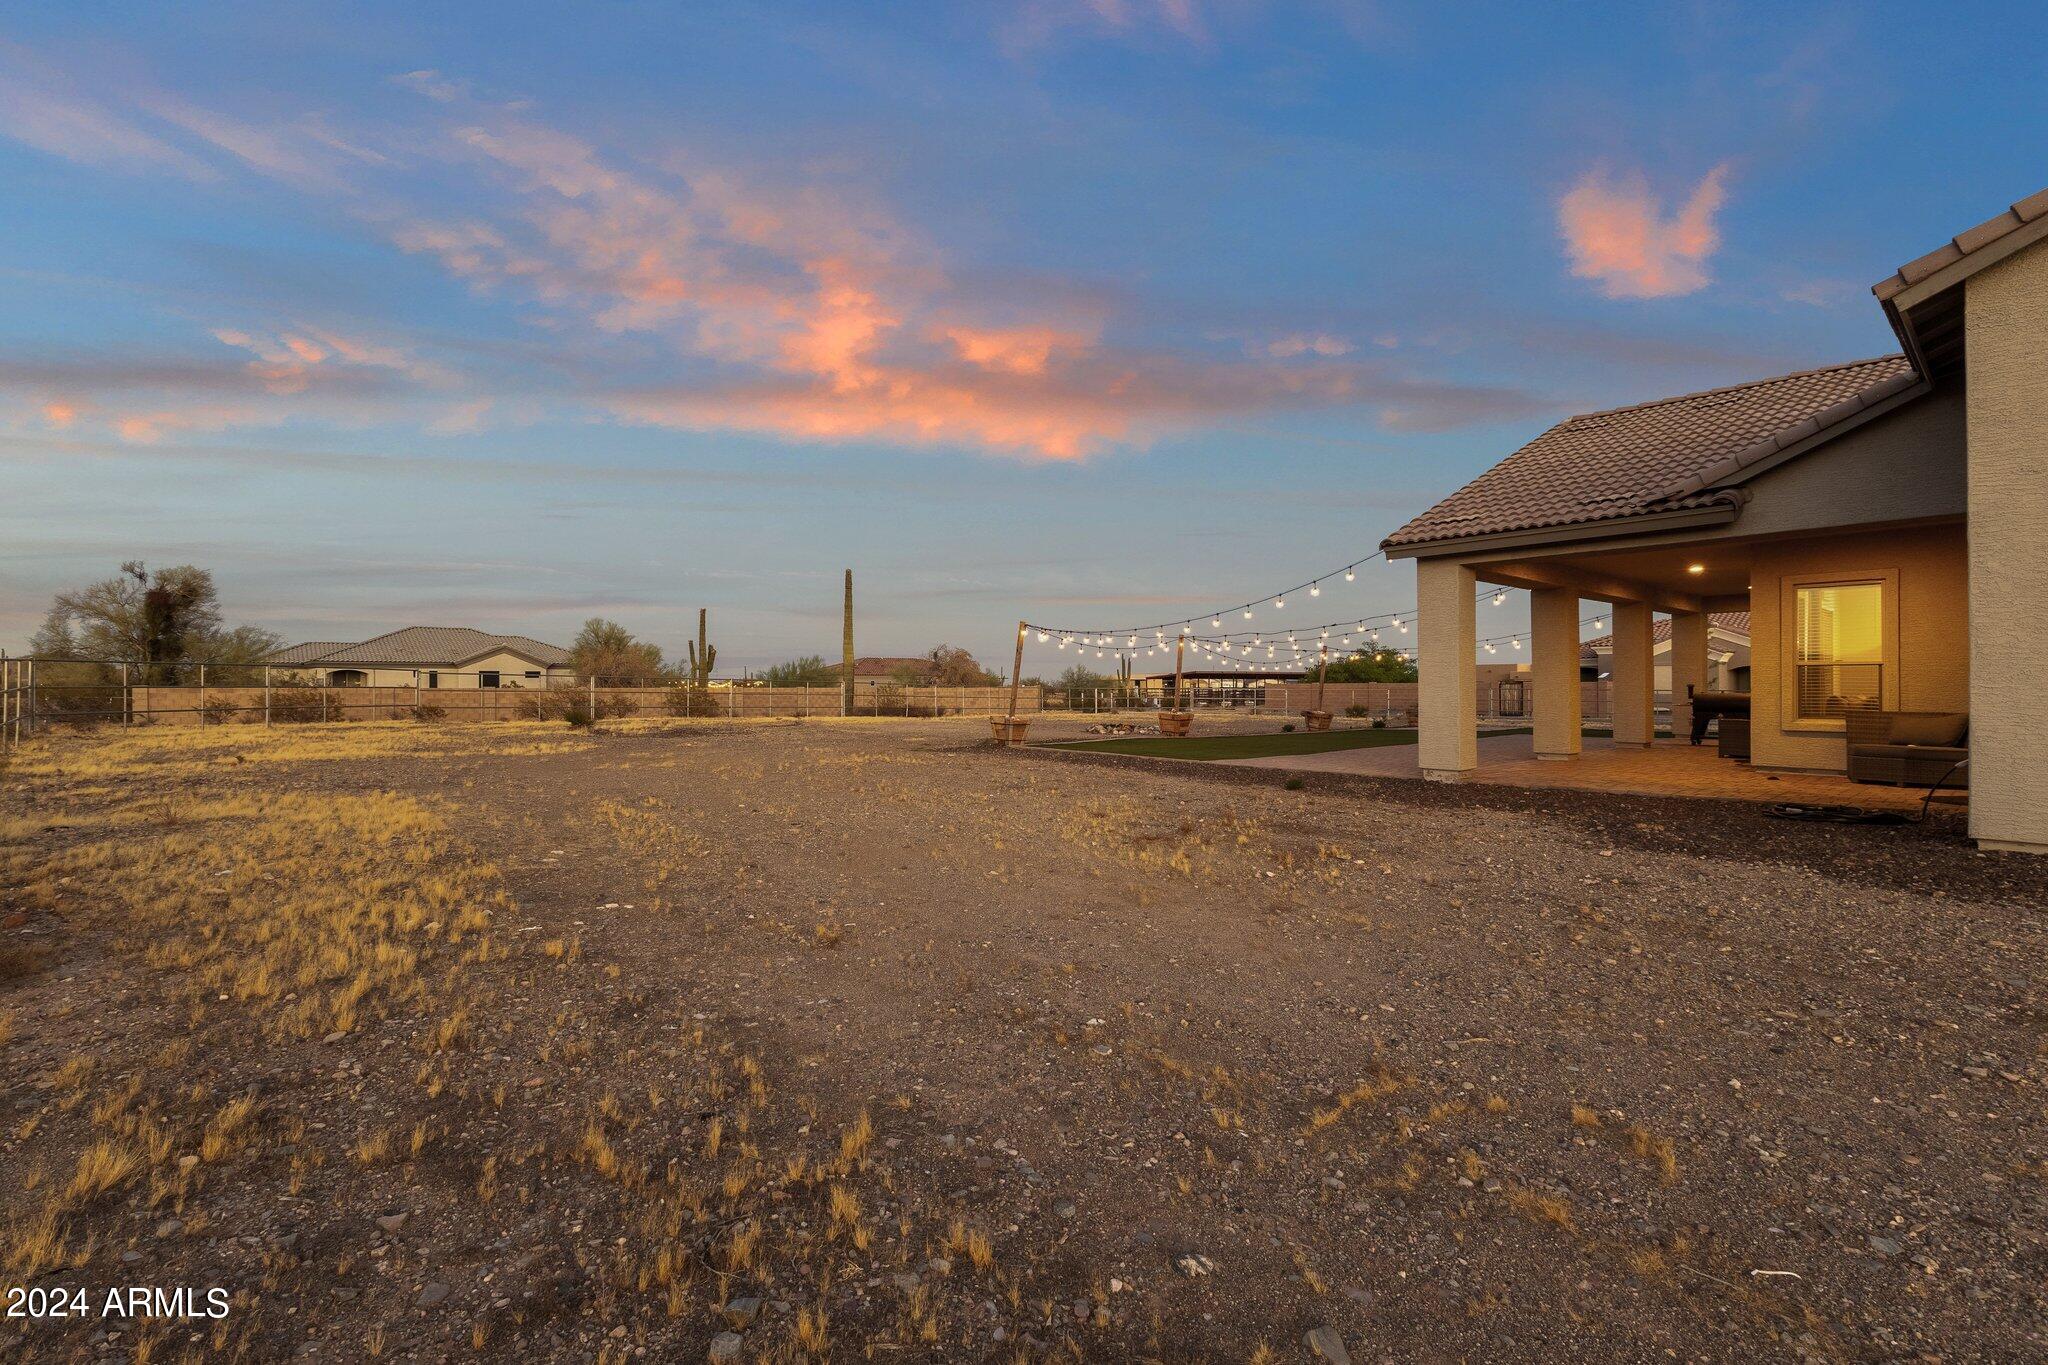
[942,324,1092,375]
[1264,332,1354,359]
[1557,163,1731,299]
[42,401,77,428]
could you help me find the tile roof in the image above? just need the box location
[838,655,934,678]
[265,627,571,668]
[1872,187,2048,301]
[265,640,354,665]
[1382,356,1916,551]
[1581,611,1750,653]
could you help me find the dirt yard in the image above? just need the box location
[1,717,2043,1363]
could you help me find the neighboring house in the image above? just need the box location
[834,656,937,689]
[263,627,575,689]
[1580,612,1751,693]
[1382,186,2048,854]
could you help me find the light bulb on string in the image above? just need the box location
[1310,582,1320,597]
[1492,591,1505,606]
[1242,608,1252,620]
[1274,596,1285,609]
[1344,568,1355,582]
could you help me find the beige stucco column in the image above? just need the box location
[1610,601,1655,747]
[1528,587,1581,760]
[1965,248,2048,853]
[1668,611,1708,743]
[1416,558,1476,780]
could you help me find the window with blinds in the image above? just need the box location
[1794,582,1883,720]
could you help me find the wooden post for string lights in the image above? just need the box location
[1160,634,1193,737]
[1304,642,1333,732]
[996,620,1029,746]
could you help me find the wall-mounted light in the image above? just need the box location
[1686,563,1706,575]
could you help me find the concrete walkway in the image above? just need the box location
[1222,733,1966,812]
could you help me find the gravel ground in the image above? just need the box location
[1,717,2043,1362]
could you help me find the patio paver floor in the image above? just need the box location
[1222,732,1968,811]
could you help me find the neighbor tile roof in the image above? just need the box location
[1581,611,1750,653]
[1382,356,1916,551]
[838,656,934,677]
[1872,187,2048,301]
[265,640,354,665]
[266,627,571,667]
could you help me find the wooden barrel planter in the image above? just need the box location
[989,716,1031,745]
[1158,712,1194,737]
[1302,710,1332,732]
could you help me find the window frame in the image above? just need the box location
[1777,569,1898,732]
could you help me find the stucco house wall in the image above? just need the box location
[1745,523,1968,773]
[1964,245,2048,851]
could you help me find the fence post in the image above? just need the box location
[196,664,204,730]
[264,666,272,727]
[320,684,328,724]
[415,670,422,714]
[589,674,597,727]
[122,663,130,728]
[803,683,809,718]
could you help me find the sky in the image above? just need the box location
[3,0,2043,675]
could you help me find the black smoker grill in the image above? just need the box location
[1688,687,1750,745]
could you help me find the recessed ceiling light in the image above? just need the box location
[1685,563,1706,575]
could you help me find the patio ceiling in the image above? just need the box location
[1472,540,1751,610]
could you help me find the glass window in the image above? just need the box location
[427,671,439,689]
[1794,582,1882,720]
[479,671,500,689]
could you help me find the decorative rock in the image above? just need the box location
[707,1331,744,1362]
[376,1213,408,1235]
[890,1274,919,1293]
[1305,1326,1351,1364]
[1867,1236,1903,1258]
[1054,1201,1077,1220]
[1175,1253,1215,1278]
[723,1296,763,1326]
[416,1281,450,1308]
[155,1219,183,1238]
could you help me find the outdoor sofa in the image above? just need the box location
[1844,710,1969,788]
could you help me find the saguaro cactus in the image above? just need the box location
[688,608,716,688]
[841,570,855,714]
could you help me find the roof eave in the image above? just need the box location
[1382,501,1741,561]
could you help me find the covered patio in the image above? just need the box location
[1223,730,1967,813]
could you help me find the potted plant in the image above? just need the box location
[990,715,1031,745]
[1302,709,1332,732]
[1158,711,1194,737]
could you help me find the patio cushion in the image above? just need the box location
[1852,743,1967,763]
[1886,714,1967,746]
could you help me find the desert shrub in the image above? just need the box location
[1281,722,1296,733]
[595,695,638,720]
[1284,777,1305,791]
[563,702,593,728]
[1371,717,1386,729]
[268,687,324,723]
[410,703,447,722]
[1344,704,1368,718]
[198,699,240,726]
[663,684,716,717]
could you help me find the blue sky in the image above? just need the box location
[3,1,2041,673]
